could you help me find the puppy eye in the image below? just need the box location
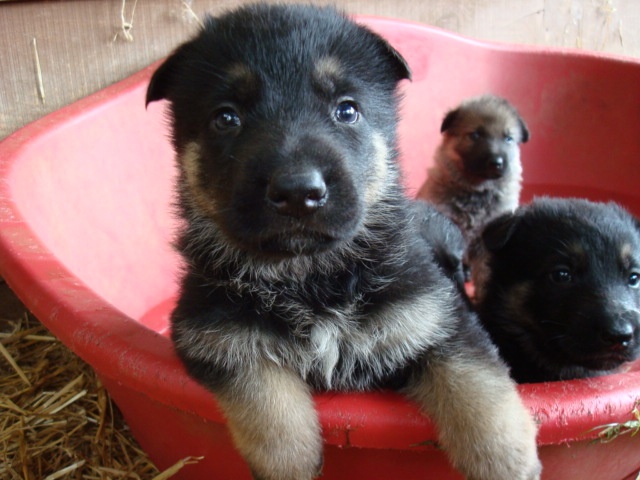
[335,101,359,124]
[549,267,572,284]
[468,131,480,141]
[212,107,242,132]
[504,135,514,144]
[629,272,640,288]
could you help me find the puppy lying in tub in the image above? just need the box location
[471,197,640,383]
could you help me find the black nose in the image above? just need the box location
[267,169,327,217]
[600,321,635,351]
[489,156,504,171]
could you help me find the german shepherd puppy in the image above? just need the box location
[418,95,529,245]
[146,5,540,479]
[471,197,640,383]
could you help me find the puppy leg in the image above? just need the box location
[214,361,323,480]
[406,331,541,480]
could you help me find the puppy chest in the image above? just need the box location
[303,305,441,390]
[306,320,393,389]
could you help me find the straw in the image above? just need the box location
[0,311,201,479]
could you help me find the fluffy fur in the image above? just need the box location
[471,197,640,383]
[418,94,529,246]
[146,4,541,479]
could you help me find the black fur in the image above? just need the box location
[473,197,640,383]
[414,199,467,292]
[146,5,540,479]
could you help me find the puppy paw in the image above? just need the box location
[408,350,541,480]
[216,364,324,480]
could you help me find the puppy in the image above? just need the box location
[471,197,640,383]
[146,5,540,479]
[418,94,529,245]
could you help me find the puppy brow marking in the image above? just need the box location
[226,63,260,100]
[313,56,343,93]
[621,243,634,264]
[568,241,586,258]
[227,62,253,81]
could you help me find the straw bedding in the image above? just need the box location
[0,282,199,479]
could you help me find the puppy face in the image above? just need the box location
[480,198,640,378]
[146,5,410,259]
[440,95,529,181]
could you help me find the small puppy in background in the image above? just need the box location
[471,197,640,383]
[418,94,529,247]
[146,4,540,480]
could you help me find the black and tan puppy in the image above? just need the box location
[418,94,529,245]
[146,5,540,479]
[471,197,640,383]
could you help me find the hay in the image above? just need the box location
[31,38,45,104]
[591,400,640,443]
[0,303,198,479]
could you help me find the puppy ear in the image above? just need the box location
[518,117,530,143]
[146,14,214,107]
[376,36,412,82]
[481,212,520,252]
[440,108,459,133]
[146,48,187,107]
[632,214,640,234]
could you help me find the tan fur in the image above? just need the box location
[215,361,322,480]
[172,286,458,390]
[418,95,526,243]
[313,56,343,92]
[568,241,587,258]
[180,142,218,219]
[364,132,390,205]
[227,62,253,81]
[406,353,541,480]
[226,63,259,100]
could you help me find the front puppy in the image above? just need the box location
[472,197,640,383]
[147,5,540,479]
[418,94,529,244]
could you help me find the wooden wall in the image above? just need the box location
[1,0,638,139]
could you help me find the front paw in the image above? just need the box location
[216,364,324,480]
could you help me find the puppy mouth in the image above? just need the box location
[463,159,506,181]
[481,167,506,180]
[572,349,636,371]
[255,230,342,257]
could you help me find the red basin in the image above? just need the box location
[0,16,639,480]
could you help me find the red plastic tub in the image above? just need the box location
[1,16,639,480]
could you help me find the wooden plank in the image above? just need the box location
[0,0,638,139]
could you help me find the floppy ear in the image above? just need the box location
[440,108,459,133]
[632,214,640,234]
[386,42,412,82]
[373,34,412,82]
[481,212,521,252]
[146,16,218,107]
[518,117,530,143]
[146,48,187,107]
